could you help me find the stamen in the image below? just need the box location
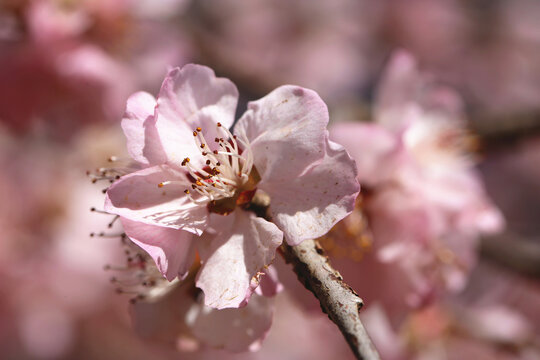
[108,215,120,228]
[151,124,257,213]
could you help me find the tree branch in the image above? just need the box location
[481,232,540,277]
[280,239,380,360]
[247,194,379,359]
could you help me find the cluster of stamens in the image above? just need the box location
[102,232,176,303]
[86,156,130,193]
[89,208,174,303]
[158,122,255,207]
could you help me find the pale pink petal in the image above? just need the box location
[27,0,89,43]
[121,218,195,281]
[263,140,359,245]
[186,294,274,352]
[235,85,329,184]
[374,50,420,131]
[330,122,404,186]
[255,265,283,298]
[155,65,239,167]
[121,91,167,166]
[196,210,283,309]
[460,306,532,345]
[104,165,208,235]
[361,304,405,360]
[131,281,193,342]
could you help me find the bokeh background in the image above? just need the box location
[1,0,539,359]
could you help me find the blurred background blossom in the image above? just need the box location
[1,0,540,359]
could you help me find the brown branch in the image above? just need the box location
[247,191,380,359]
[280,239,380,360]
[480,232,540,277]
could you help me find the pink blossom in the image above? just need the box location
[360,260,540,360]
[0,125,132,359]
[382,0,540,117]
[105,64,359,309]
[330,50,504,307]
[0,0,190,138]
[131,265,282,352]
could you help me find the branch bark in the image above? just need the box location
[481,232,540,277]
[280,239,380,360]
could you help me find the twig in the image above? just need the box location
[247,192,380,359]
[481,232,540,277]
[280,239,380,360]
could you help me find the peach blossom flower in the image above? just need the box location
[105,64,359,309]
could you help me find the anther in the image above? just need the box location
[217,122,222,127]
[184,189,190,194]
[196,127,202,132]
[206,160,211,165]
[215,137,220,143]
[200,143,206,149]
[181,157,190,166]
[193,131,198,136]
[108,215,120,228]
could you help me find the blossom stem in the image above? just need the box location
[280,239,380,360]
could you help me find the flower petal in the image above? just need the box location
[375,50,420,131]
[196,210,283,309]
[155,64,239,167]
[121,218,195,281]
[130,281,192,343]
[104,165,208,235]
[255,265,283,298]
[186,294,275,352]
[263,139,360,245]
[235,85,329,184]
[330,122,404,186]
[121,91,167,166]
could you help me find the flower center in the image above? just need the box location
[159,122,259,215]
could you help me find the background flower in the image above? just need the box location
[1,1,539,359]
